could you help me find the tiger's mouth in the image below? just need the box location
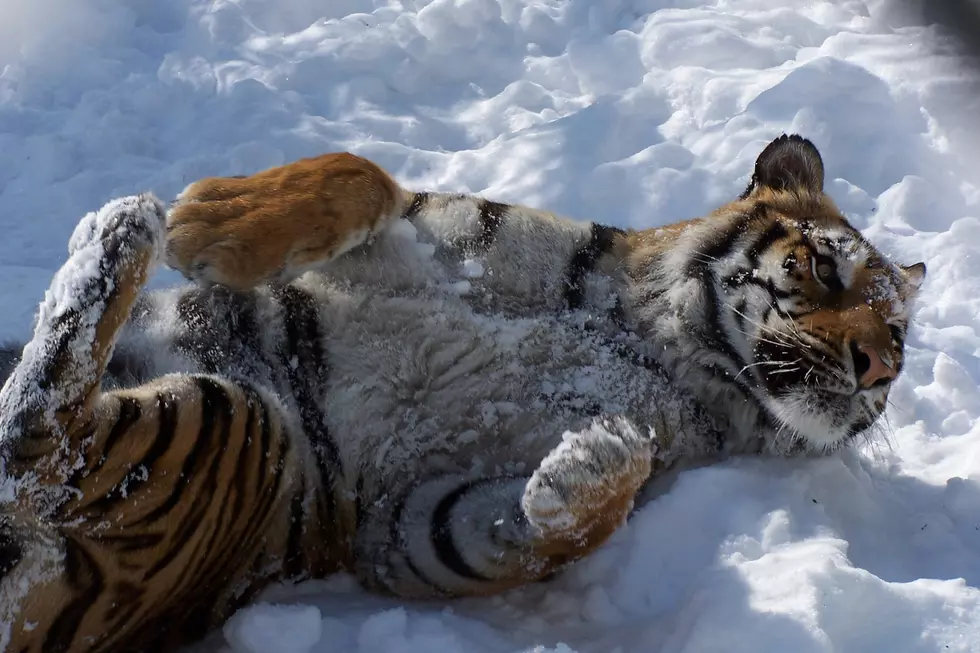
[750,337,892,451]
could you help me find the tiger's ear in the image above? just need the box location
[902,261,927,291]
[741,134,825,198]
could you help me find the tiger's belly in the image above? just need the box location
[318,286,682,489]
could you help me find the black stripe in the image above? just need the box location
[0,517,21,582]
[42,220,127,393]
[685,211,756,277]
[229,394,292,588]
[283,483,308,579]
[112,614,171,653]
[82,392,179,518]
[404,192,429,219]
[739,276,794,303]
[889,324,906,348]
[254,393,272,501]
[8,447,45,465]
[85,396,143,478]
[222,289,263,358]
[760,303,774,326]
[430,479,493,582]
[221,391,272,562]
[31,308,82,395]
[3,226,127,458]
[49,419,98,483]
[122,387,203,526]
[472,199,506,250]
[27,211,128,410]
[768,279,793,301]
[171,598,220,648]
[733,299,749,335]
[272,284,341,508]
[686,215,752,380]
[354,474,367,529]
[847,416,875,439]
[236,396,284,551]
[225,392,260,536]
[721,268,752,289]
[174,290,227,374]
[564,223,625,310]
[387,488,447,595]
[612,339,736,451]
[608,295,629,330]
[44,536,104,652]
[105,348,144,386]
[144,377,232,577]
[176,287,264,376]
[185,380,250,577]
[745,216,788,269]
[96,532,165,553]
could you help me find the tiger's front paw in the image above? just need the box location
[523,416,652,552]
[164,153,407,291]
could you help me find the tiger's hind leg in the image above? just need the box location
[359,417,653,598]
[0,196,320,653]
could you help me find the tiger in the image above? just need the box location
[0,134,926,653]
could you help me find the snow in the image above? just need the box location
[2,0,980,652]
[462,258,485,279]
[223,604,323,653]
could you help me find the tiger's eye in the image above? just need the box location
[811,254,842,291]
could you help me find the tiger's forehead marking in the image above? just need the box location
[788,217,912,318]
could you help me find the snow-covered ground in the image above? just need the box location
[2,0,980,651]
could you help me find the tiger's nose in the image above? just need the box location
[850,342,897,389]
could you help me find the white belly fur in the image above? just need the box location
[299,214,715,496]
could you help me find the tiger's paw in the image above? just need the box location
[523,416,652,551]
[68,193,167,261]
[164,153,407,291]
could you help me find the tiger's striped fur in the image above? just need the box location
[0,135,925,652]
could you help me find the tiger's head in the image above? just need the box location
[629,134,926,454]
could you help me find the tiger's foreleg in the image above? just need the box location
[0,196,315,653]
[359,417,653,598]
[0,194,167,487]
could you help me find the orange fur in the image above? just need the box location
[625,186,923,394]
[0,200,347,652]
[166,152,407,290]
[530,457,649,561]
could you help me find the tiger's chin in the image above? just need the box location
[763,390,884,454]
